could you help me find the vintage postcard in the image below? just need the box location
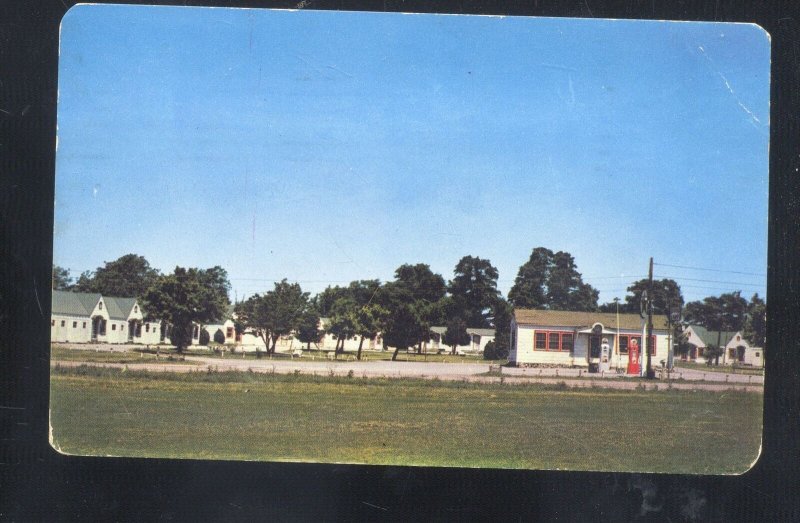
[50,5,769,473]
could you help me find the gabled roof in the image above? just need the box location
[51,290,102,317]
[686,325,740,347]
[104,296,138,320]
[430,326,495,337]
[513,308,669,331]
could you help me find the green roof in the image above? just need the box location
[688,325,739,347]
[105,296,138,320]
[51,290,102,317]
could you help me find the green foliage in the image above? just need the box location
[142,266,230,353]
[508,248,598,311]
[213,328,226,345]
[601,278,684,315]
[442,316,470,354]
[296,307,323,349]
[52,265,73,290]
[236,279,309,354]
[447,255,500,328]
[73,254,161,298]
[376,281,429,360]
[394,263,446,304]
[199,328,211,346]
[743,293,766,348]
[489,297,513,358]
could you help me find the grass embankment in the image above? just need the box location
[50,346,200,365]
[49,367,762,473]
[674,361,764,375]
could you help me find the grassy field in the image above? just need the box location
[674,360,764,375]
[49,367,762,474]
[50,346,201,365]
[184,347,507,365]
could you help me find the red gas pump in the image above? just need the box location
[627,338,641,375]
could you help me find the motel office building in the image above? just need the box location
[509,308,670,371]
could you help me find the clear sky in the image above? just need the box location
[54,5,770,305]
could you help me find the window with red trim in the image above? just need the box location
[617,335,657,355]
[534,331,573,352]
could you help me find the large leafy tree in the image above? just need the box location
[52,265,73,290]
[74,254,160,298]
[488,297,513,360]
[546,251,598,311]
[143,266,231,353]
[375,281,430,361]
[508,248,598,311]
[601,278,683,315]
[448,256,500,328]
[442,316,470,355]
[326,296,358,355]
[236,279,309,355]
[508,247,552,308]
[743,293,766,348]
[296,307,323,350]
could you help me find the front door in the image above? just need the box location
[91,316,101,342]
[590,335,601,359]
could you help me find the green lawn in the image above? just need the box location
[50,346,201,365]
[674,360,764,375]
[49,367,762,474]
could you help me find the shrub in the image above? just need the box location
[199,328,210,346]
[213,329,226,345]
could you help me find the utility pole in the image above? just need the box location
[646,257,655,379]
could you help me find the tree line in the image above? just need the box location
[52,250,766,360]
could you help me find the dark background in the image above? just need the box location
[1,1,798,520]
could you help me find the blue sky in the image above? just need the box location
[54,5,770,305]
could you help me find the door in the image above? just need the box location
[590,335,601,359]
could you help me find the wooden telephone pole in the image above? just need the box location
[646,257,655,379]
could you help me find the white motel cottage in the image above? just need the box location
[51,290,162,344]
[51,290,238,347]
[681,325,763,367]
[509,308,670,370]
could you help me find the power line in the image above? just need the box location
[653,262,766,277]
[655,275,764,287]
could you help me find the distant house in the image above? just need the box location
[681,325,763,366]
[509,308,670,370]
[426,327,495,354]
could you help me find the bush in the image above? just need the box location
[213,329,226,345]
[199,328,210,346]
[483,340,509,360]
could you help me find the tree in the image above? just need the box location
[743,293,766,348]
[442,316,470,355]
[74,254,160,298]
[375,282,429,361]
[508,248,598,311]
[52,265,73,290]
[326,296,358,356]
[610,278,684,315]
[296,307,323,350]
[394,264,446,304]
[546,251,599,311]
[508,247,552,308]
[142,266,231,353]
[354,303,388,360]
[488,297,513,360]
[236,280,309,355]
[213,328,226,345]
[684,291,747,365]
[315,285,351,317]
[448,256,500,328]
[199,328,210,346]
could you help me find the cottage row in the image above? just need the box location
[51,290,763,367]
